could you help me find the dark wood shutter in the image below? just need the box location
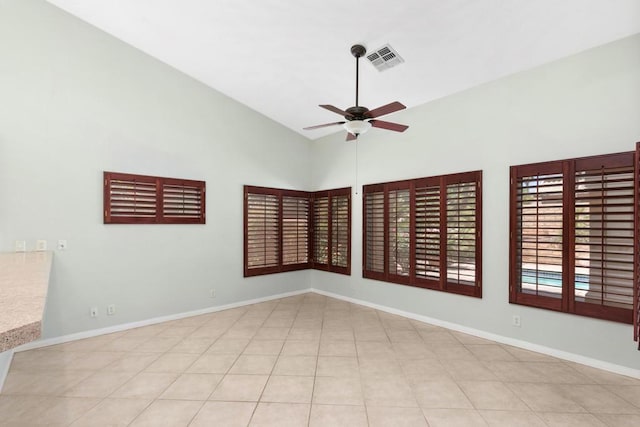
[635,142,640,348]
[363,171,482,297]
[573,153,634,322]
[104,172,205,224]
[313,195,329,265]
[415,178,441,288]
[330,191,351,272]
[364,186,385,279]
[444,172,482,296]
[282,194,310,266]
[510,152,634,324]
[245,187,280,276]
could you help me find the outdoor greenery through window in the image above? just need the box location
[510,151,635,324]
[362,171,482,297]
[244,185,351,277]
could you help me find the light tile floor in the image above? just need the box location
[1,293,639,426]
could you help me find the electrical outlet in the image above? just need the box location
[57,239,67,250]
[14,240,26,252]
[512,315,521,327]
[107,304,116,315]
[209,289,216,298]
[36,240,47,251]
[90,307,98,317]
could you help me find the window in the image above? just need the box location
[244,185,351,277]
[363,171,482,297]
[312,188,351,275]
[510,151,635,324]
[104,171,205,224]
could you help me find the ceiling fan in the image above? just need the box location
[304,44,409,141]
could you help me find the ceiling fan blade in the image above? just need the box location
[370,119,409,133]
[345,132,357,142]
[319,104,351,118]
[365,101,406,119]
[303,121,345,130]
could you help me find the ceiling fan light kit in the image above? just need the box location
[304,44,408,141]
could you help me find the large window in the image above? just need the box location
[104,171,205,224]
[363,171,482,297]
[510,151,635,324]
[244,185,351,277]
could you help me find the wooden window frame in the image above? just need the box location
[244,185,351,277]
[510,151,635,324]
[104,171,205,224]
[362,171,482,298]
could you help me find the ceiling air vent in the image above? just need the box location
[366,44,404,72]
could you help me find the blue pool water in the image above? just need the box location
[521,269,590,290]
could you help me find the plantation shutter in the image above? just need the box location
[364,187,385,278]
[104,172,205,224]
[573,153,634,323]
[445,172,481,295]
[282,194,310,266]
[330,191,351,272]
[245,187,280,276]
[635,142,640,348]
[162,178,206,223]
[415,178,441,287]
[388,186,411,281]
[313,195,329,265]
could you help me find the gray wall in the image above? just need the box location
[0,0,312,338]
[310,34,640,371]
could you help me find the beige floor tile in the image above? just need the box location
[135,337,182,353]
[69,398,151,426]
[261,375,314,403]
[451,332,496,345]
[359,357,403,378]
[253,327,291,340]
[222,327,259,340]
[62,371,136,398]
[272,355,317,376]
[538,412,607,426]
[110,372,179,399]
[129,399,203,426]
[0,395,49,422]
[556,384,639,414]
[419,331,460,344]
[250,402,310,426]
[209,374,269,402]
[502,346,559,362]
[313,376,364,405]
[309,404,367,427]
[441,359,499,381]
[484,361,548,383]
[527,362,593,384]
[229,355,278,375]
[356,341,395,358]
[156,325,199,338]
[122,325,167,339]
[596,414,640,427]
[392,341,436,359]
[286,328,321,341]
[366,405,428,426]
[206,338,250,354]
[189,401,257,427]
[506,383,586,413]
[361,375,418,407]
[144,352,199,373]
[160,373,223,400]
[2,371,91,396]
[412,380,474,409]
[605,384,640,407]
[387,329,421,342]
[281,340,320,356]
[458,380,529,411]
[478,410,547,426]
[101,336,146,352]
[187,353,238,374]
[432,344,477,360]
[243,339,284,355]
[316,356,359,377]
[321,329,355,341]
[354,328,389,341]
[466,345,518,361]
[66,351,125,371]
[187,325,226,339]
[422,408,488,426]
[400,358,452,381]
[102,352,160,373]
[168,337,215,354]
[24,396,101,425]
[319,340,357,356]
[568,364,640,385]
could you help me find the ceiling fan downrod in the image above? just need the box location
[351,44,366,107]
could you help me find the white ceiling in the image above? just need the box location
[47,0,640,140]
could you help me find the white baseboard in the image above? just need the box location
[311,288,640,380]
[16,289,310,352]
[10,287,640,382]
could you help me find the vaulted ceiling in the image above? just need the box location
[47,0,640,140]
